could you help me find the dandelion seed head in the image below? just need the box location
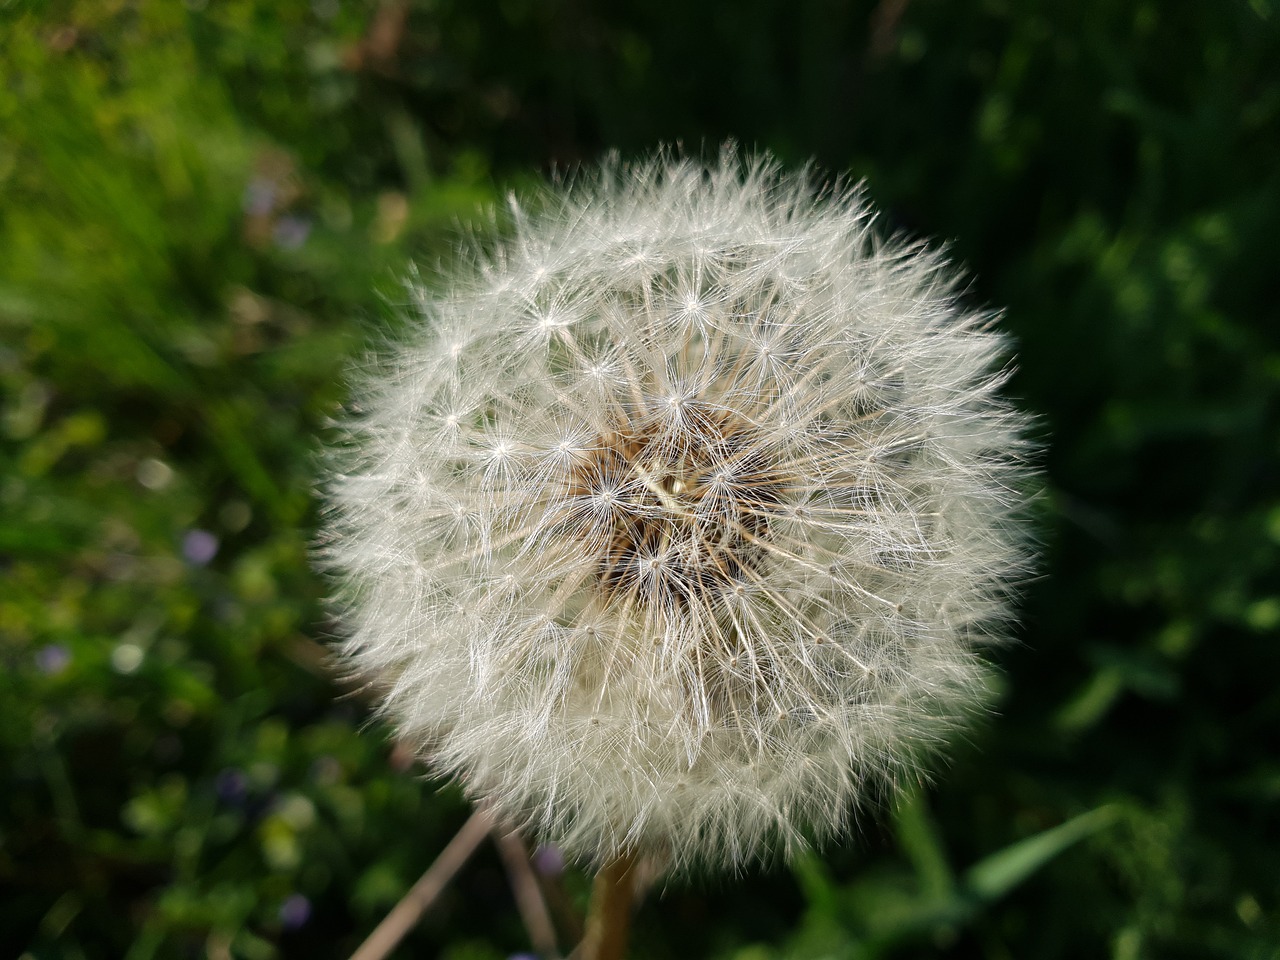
[322,149,1035,873]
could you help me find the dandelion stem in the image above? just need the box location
[578,851,639,960]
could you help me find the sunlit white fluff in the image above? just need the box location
[322,150,1033,872]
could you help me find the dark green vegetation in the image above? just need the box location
[2,1,1277,957]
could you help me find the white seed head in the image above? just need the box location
[321,150,1035,872]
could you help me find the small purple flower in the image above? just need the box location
[182,529,219,566]
[279,893,311,930]
[214,768,248,806]
[36,644,71,675]
[243,178,277,216]
[508,954,539,960]
[273,215,312,250]
[532,844,564,877]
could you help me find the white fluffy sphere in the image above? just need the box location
[322,152,1033,871]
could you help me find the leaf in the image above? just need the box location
[891,790,955,899]
[962,805,1120,903]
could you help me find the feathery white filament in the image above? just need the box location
[322,151,1032,871]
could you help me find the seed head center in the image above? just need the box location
[567,405,790,608]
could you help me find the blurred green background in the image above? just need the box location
[2,1,1278,958]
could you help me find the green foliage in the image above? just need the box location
[2,0,1277,958]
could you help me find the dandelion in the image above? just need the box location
[322,150,1033,951]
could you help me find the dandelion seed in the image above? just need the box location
[321,149,1034,874]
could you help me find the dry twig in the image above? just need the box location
[494,827,560,958]
[349,807,493,960]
